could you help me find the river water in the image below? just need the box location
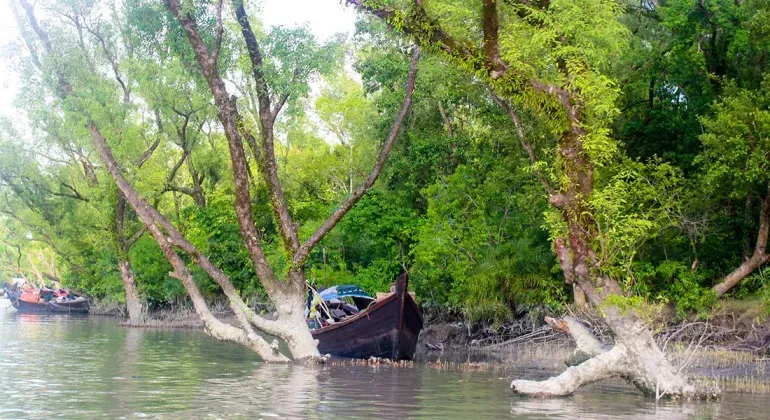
[0,305,768,419]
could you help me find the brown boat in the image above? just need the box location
[308,274,423,360]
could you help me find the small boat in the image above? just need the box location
[307,273,423,360]
[9,287,89,314]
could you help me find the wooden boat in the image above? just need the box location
[9,288,89,314]
[308,274,423,360]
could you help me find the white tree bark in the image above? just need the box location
[512,315,712,399]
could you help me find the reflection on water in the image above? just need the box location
[0,306,768,419]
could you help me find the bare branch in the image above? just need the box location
[136,137,161,168]
[166,148,189,187]
[163,183,197,198]
[126,226,146,248]
[166,0,283,290]
[271,92,290,123]
[10,0,42,69]
[270,65,300,123]
[437,101,453,137]
[58,10,97,74]
[82,19,130,103]
[294,48,421,265]
[482,0,503,76]
[511,345,627,396]
[19,0,73,96]
[347,1,507,79]
[233,0,271,118]
[58,182,89,202]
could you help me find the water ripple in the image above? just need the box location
[1,306,769,418]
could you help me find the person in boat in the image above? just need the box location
[40,287,56,302]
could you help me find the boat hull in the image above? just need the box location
[11,299,89,314]
[311,288,423,360]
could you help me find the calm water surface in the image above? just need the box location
[0,304,768,419]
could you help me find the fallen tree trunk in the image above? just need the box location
[712,181,770,297]
[512,313,716,399]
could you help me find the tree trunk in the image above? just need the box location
[512,308,708,399]
[712,181,770,297]
[89,123,289,362]
[271,270,321,360]
[345,0,712,398]
[572,283,586,310]
[349,145,354,196]
[115,191,144,325]
[515,115,710,398]
[18,0,292,363]
[117,256,143,325]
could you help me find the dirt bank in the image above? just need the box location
[418,300,770,354]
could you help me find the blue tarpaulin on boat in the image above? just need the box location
[318,285,372,302]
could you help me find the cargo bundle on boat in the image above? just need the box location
[306,273,423,361]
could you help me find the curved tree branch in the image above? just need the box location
[491,93,555,195]
[713,181,770,297]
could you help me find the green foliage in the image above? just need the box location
[307,190,417,295]
[633,261,718,318]
[129,237,184,304]
[698,79,770,199]
[740,268,770,315]
[589,158,687,285]
[411,160,565,325]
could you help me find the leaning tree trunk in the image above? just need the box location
[165,0,419,362]
[270,269,322,360]
[16,0,289,363]
[344,0,713,398]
